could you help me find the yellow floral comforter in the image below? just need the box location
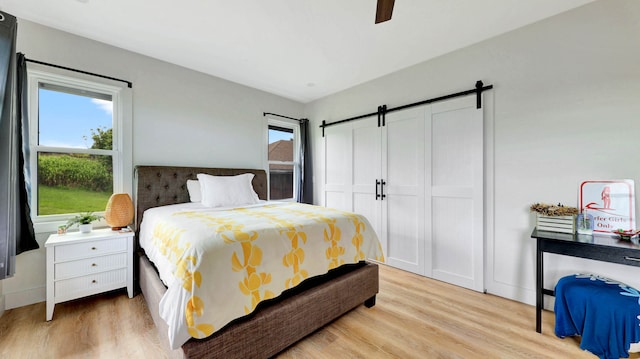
[139,202,384,349]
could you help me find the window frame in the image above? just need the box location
[265,117,300,201]
[27,67,132,233]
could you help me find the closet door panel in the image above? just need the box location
[352,123,380,189]
[325,192,347,212]
[429,96,483,292]
[386,115,421,188]
[386,195,422,271]
[351,120,383,243]
[432,197,474,282]
[323,126,352,211]
[353,191,381,243]
[432,110,475,187]
[384,107,426,275]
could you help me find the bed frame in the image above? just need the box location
[134,166,379,358]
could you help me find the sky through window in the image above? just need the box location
[38,89,112,148]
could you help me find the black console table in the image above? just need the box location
[531,228,640,333]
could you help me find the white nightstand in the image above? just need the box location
[45,227,134,321]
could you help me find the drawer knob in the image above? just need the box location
[92,280,97,284]
[91,263,97,267]
[91,247,97,250]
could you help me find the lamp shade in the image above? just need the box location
[105,193,134,230]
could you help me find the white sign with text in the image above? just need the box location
[579,180,635,234]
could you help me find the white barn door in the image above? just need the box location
[382,107,426,274]
[428,96,484,292]
[323,94,484,292]
[351,119,383,245]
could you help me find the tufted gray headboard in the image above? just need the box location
[134,166,268,234]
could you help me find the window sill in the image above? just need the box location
[33,219,109,235]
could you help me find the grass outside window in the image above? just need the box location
[38,186,111,215]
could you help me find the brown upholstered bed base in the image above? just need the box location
[139,252,379,358]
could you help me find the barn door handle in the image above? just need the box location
[381,180,386,200]
[376,180,381,199]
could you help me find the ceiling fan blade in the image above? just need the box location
[375,0,395,24]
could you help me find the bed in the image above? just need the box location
[134,165,382,358]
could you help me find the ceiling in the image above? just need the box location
[2,0,593,103]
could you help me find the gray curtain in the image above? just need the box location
[298,119,313,204]
[0,12,38,280]
[16,53,37,255]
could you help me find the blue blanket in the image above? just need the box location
[555,274,640,359]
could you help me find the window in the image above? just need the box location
[267,120,299,201]
[28,68,132,231]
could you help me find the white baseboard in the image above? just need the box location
[5,286,45,310]
[486,281,536,307]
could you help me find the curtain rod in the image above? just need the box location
[263,112,307,123]
[20,53,133,88]
[319,80,493,136]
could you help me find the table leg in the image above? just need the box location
[536,237,543,333]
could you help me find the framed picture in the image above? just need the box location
[579,180,635,234]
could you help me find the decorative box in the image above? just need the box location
[536,214,576,234]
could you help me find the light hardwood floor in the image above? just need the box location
[1,264,635,358]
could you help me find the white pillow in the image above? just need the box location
[186,180,202,202]
[197,173,259,208]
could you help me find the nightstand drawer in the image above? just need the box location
[54,253,127,280]
[55,237,126,261]
[55,268,127,298]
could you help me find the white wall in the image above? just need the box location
[306,0,640,306]
[1,19,304,309]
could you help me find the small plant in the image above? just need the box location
[65,212,103,229]
[530,202,578,216]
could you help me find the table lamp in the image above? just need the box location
[105,193,134,230]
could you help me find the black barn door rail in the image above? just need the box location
[319,80,493,136]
